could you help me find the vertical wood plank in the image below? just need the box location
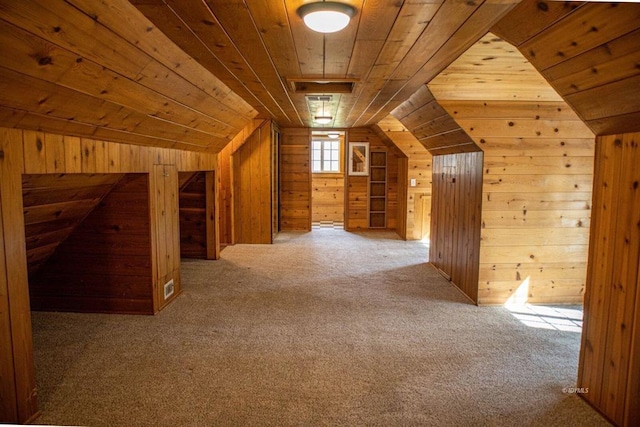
[22,131,46,174]
[164,164,180,307]
[579,132,640,427]
[0,128,38,423]
[602,133,640,421]
[229,153,236,244]
[626,259,640,426]
[63,136,82,173]
[0,133,19,423]
[579,135,622,409]
[217,145,232,245]
[94,140,109,172]
[260,123,272,243]
[148,169,160,312]
[429,152,482,303]
[80,138,96,173]
[205,170,219,259]
[44,133,65,173]
[118,143,133,172]
[249,132,261,243]
[153,165,167,310]
[107,142,120,173]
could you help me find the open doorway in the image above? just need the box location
[311,130,345,230]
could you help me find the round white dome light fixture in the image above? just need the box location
[297,2,356,34]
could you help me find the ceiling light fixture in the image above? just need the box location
[314,115,333,125]
[297,2,356,33]
[328,132,340,139]
[314,99,333,125]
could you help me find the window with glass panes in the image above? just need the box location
[312,139,340,173]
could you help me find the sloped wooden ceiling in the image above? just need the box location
[492,0,640,135]
[389,84,477,155]
[22,173,124,276]
[428,33,563,102]
[0,0,257,152]
[131,0,520,129]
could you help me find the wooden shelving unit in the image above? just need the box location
[368,151,387,228]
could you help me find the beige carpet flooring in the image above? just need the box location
[31,229,609,426]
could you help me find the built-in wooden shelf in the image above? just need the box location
[368,151,387,228]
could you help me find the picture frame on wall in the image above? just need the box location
[348,142,369,176]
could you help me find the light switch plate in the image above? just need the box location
[410,178,417,187]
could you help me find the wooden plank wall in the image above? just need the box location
[578,132,640,427]
[345,128,400,231]
[430,152,483,303]
[150,165,181,312]
[280,128,311,231]
[373,116,433,240]
[30,174,155,314]
[492,1,640,136]
[0,126,218,423]
[232,122,273,243]
[15,129,216,174]
[0,128,38,424]
[438,100,595,305]
[312,174,345,224]
[217,120,267,245]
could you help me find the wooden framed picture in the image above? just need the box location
[348,142,369,176]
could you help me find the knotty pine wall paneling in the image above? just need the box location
[218,119,270,245]
[218,143,233,245]
[232,122,274,244]
[312,173,345,224]
[150,165,181,312]
[438,100,595,305]
[280,128,311,231]
[430,152,484,303]
[578,132,640,427]
[0,126,219,423]
[0,128,38,424]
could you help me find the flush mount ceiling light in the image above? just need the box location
[314,99,333,124]
[314,115,333,125]
[328,132,340,138]
[297,2,356,33]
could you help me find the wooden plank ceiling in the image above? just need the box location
[0,0,257,152]
[492,0,640,136]
[131,0,520,129]
[389,84,477,155]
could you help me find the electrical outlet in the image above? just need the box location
[410,178,417,187]
[164,279,174,300]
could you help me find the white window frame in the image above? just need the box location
[312,138,341,173]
